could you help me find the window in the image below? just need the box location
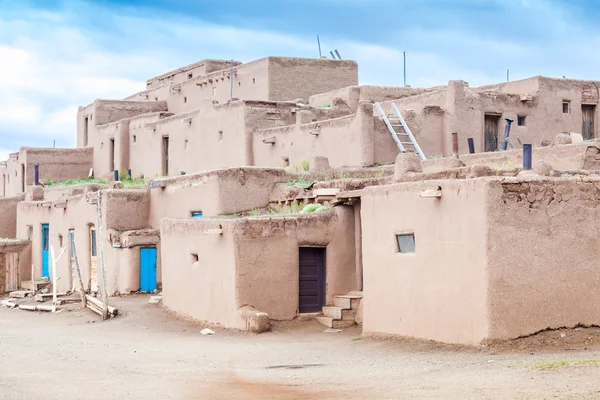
[90,229,97,257]
[27,225,33,240]
[133,135,137,144]
[218,130,223,141]
[252,78,256,84]
[191,211,203,218]
[187,73,193,79]
[395,233,415,253]
[563,101,570,114]
[184,139,189,150]
[58,234,63,248]
[191,253,199,263]
[517,115,526,126]
[183,96,187,104]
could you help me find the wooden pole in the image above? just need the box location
[49,246,66,313]
[30,264,35,296]
[97,191,109,320]
[71,242,87,308]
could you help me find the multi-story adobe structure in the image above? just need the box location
[2,55,600,344]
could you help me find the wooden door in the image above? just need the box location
[582,105,596,140]
[90,226,98,292]
[298,247,326,313]
[140,247,157,292]
[162,137,169,176]
[484,115,500,152]
[6,253,19,292]
[41,224,49,278]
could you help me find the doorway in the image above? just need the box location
[140,247,157,292]
[582,105,596,140]
[89,226,98,292]
[484,114,500,152]
[41,224,49,279]
[162,137,169,176]
[298,247,326,313]
[109,139,115,174]
[21,164,25,193]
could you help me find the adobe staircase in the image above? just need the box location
[316,292,363,329]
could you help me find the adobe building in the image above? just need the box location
[4,54,600,343]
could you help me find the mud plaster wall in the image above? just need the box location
[130,103,248,179]
[0,254,5,291]
[253,102,396,168]
[160,218,239,328]
[361,179,489,345]
[16,195,97,293]
[486,178,600,340]
[149,168,285,226]
[0,196,24,238]
[268,58,358,103]
[234,207,356,320]
[94,121,131,179]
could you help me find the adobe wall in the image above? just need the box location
[268,58,358,102]
[253,102,397,168]
[422,143,600,173]
[148,167,286,227]
[309,85,438,111]
[379,89,448,157]
[361,179,490,345]
[485,177,600,340]
[160,218,239,328]
[146,59,241,89]
[234,207,356,320]
[77,100,168,149]
[0,195,24,238]
[16,194,97,293]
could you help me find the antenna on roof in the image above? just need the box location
[403,51,406,86]
[334,49,342,60]
[507,69,510,82]
[317,35,322,58]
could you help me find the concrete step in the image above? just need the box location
[315,316,356,329]
[323,306,356,320]
[21,280,51,291]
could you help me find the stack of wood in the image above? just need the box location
[85,295,118,318]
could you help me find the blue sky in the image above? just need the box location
[1,0,600,159]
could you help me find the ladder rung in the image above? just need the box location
[400,142,414,145]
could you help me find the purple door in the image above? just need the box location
[298,247,325,313]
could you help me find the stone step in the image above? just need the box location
[315,316,356,329]
[322,306,356,320]
[20,280,51,291]
[333,295,362,310]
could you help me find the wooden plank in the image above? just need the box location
[9,291,29,299]
[19,305,53,312]
[56,298,82,305]
[85,295,118,316]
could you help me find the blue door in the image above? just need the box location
[140,247,157,292]
[41,224,49,278]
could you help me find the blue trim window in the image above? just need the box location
[191,211,203,218]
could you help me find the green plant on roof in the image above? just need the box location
[301,203,330,214]
[300,160,310,172]
[46,177,107,187]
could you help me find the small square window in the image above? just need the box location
[517,116,526,126]
[563,101,570,114]
[191,253,199,263]
[187,73,193,79]
[395,233,415,253]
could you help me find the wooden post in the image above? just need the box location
[49,246,66,313]
[71,242,87,308]
[97,191,109,320]
[30,264,35,296]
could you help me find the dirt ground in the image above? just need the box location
[1,295,600,400]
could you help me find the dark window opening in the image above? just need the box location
[252,78,256,84]
[187,73,193,79]
[184,97,187,103]
[563,101,570,114]
[133,135,137,143]
[191,253,199,263]
[518,116,526,126]
[396,233,416,253]
[83,116,89,146]
[58,234,63,248]
[91,229,97,257]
